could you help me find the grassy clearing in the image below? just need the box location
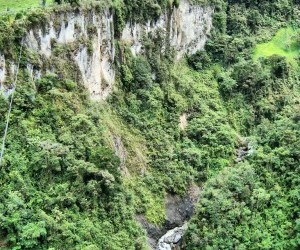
[0,0,102,13]
[254,27,300,63]
[0,0,54,12]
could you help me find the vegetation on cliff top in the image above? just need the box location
[0,0,54,12]
[0,0,299,249]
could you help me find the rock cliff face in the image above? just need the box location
[25,9,115,100]
[122,0,213,60]
[0,55,6,91]
[0,0,213,100]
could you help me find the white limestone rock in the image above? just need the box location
[1,0,213,100]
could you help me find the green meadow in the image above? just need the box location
[254,27,300,63]
[0,0,53,12]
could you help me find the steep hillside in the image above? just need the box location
[185,0,300,249]
[0,0,299,249]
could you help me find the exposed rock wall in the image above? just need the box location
[25,9,115,100]
[0,55,6,94]
[0,0,213,100]
[122,0,213,60]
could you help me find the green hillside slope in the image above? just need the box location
[0,0,299,249]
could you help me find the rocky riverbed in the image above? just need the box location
[136,185,200,250]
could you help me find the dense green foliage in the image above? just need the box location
[0,75,147,249]
[0,0,299,249]
[185,0,300,249]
